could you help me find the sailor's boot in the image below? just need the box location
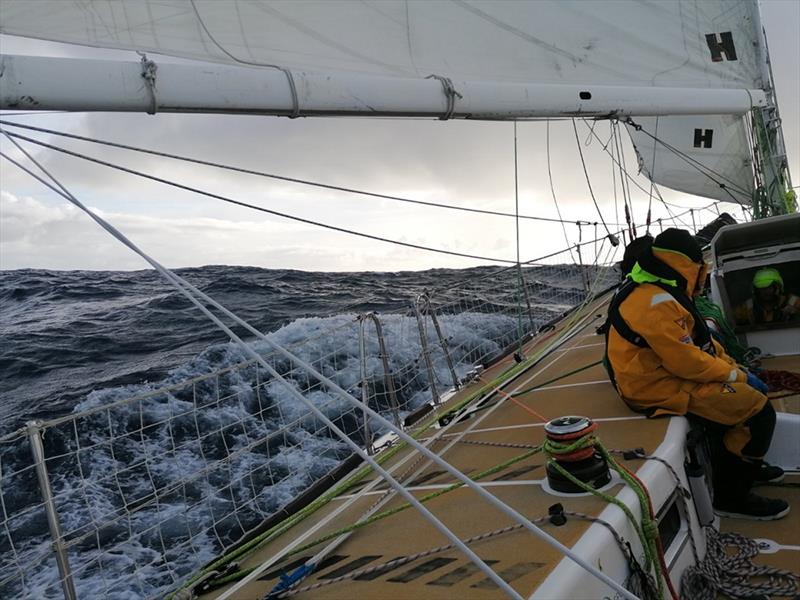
[755,461,785,484]
[712,454,789,521]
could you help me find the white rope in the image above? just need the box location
[680,527,799,600]
[1,140,639,600]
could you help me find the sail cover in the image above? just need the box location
[626,116,755,205]
[0,0,764,90]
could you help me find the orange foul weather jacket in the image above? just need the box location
[607,249,746,417]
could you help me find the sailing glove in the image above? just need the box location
[746,371,769,395]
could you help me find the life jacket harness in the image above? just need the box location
[602,247,714,394]
[746,294,792,324]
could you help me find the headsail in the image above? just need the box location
[625,115,755,205]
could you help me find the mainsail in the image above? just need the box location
[0,1,788,207]
[0,0,765,87]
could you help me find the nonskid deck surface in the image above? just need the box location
[202,297,799,600]
[718,473,800,575]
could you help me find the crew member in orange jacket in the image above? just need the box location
[605,229,788,520]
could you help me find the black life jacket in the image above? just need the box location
[602,247,714,391]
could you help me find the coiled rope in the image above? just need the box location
[680,528,799,600]
[693,296,759,366]
[761,369,800,394]
[613,448,800,600]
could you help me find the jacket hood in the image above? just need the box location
[652,247,704,296]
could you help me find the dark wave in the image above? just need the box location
[0,265,546,432]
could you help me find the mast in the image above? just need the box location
[750,3,796,217]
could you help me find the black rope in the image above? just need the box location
[584,120,692,230]
[547,120,577,263]
[0,119,624,227]
[571,119,616,244]
[624,118,753,205]
[0,132,517,265]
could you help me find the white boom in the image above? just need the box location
[0,55,766,120]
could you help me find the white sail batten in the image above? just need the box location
[626,116,756,205]
[0,0,765,90]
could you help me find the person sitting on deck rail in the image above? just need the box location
[603,228,789,521]
[734,267,800,326]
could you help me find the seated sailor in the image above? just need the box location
[604,229,789,520]
[734,267,800,326]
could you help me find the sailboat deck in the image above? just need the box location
[203,294,799,599]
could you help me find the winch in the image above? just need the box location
[544,416,611,493]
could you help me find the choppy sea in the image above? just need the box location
[0,265,590,598]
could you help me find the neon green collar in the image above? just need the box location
[627,262,678,288]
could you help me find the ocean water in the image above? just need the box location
[0,265,591,598]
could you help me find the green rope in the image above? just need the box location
[201,446,543,590]
[287,446,543,558]
[170,297,602,597]
[694,296,757,365]
[168,359,540,597]
[543,437,665,600]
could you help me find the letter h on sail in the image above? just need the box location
[694,129,714,148]
[706,32,738,61]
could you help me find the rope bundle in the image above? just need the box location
[761,369,800,394]
[680,528,799,600]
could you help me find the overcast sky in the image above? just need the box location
[1,0,797,272]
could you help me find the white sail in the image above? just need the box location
[626,116,755,205]
[0,0,765,89]
[0,0,772,205]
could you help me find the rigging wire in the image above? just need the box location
[513,121,525,358]
[609,121,621,235]
[624,118,753,205]
[614,120,637,238]
[546,120,577,263]
[0,127,625,267]
[0,119,622,227]
[570,119,617,246]
[1,142,643,600]
[0,129,514,265]
[586,121,693,231]
[0,146,531,600]
[645,117,659,234]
